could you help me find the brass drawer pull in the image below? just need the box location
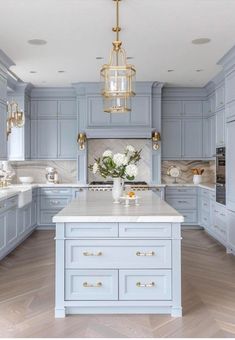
[83,251,102,257]
[83,282,102,288]
[136,281,155,288]
[50,200,60,205]
[136,251,155,257]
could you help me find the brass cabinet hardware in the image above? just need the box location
[83,251,102,257]
[136,281,155,288]
[83,282,102,288]
[136,251,155,257]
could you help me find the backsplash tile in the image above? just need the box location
[88,139,151,183]
[162,160,215,184]
[10,160,77,184]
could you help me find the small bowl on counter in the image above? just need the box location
[19,176,34,184]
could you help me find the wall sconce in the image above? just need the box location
[6,100,25,139]
[152,131,161,150]
[77,132,87,150]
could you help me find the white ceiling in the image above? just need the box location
[1,0,235,87]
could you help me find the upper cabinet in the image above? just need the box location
[162,119,182,159]
[30,88,77,160]
[215,83,225,110]
[0,66,8,160]
[182,119,203,158]
[216,109,225,147]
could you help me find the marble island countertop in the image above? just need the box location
[53,191,184,223]
[0,182,216,202]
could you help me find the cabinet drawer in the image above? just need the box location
[39,210,59,225]
[209,191,216,201]
[40,188,72,196]
[201,211,210,228]
[166,197,197,210]
[119,223,171,238]
[40,196,71,209]
[166,187,197,195]
[65,222,118,238]
[180,210,197,224]
[201,197,210,210]
[65,269,118,301]
[65,240,171,269]
[119,270,172,300]
[201,189,210,199]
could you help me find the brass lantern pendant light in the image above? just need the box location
[100,0,136,113]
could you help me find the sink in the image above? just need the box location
[0,185,32,208]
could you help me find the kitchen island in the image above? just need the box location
[53,191,184,318]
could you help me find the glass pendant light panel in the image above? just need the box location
[103,95,131,113]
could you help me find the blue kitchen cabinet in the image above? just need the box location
[183,101,203,117]
[208,93,215,115]
[6,206,17,248]
[162,119,182,159]
[37,119,58,159]
[226,120,235,212]
[58,100,76,118]
[182,119,202,158]
[36,100,58,117]
[58,119,77,159]
[216,109,225,147]
[162,100,182,117]
[215,83,225,110]
[209,115,216,157]
[0,213,7,254]
[0,102,7,160]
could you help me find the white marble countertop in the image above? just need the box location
[0,182,215,202]
[53,191,184,223]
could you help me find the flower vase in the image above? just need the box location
[112,177,123,203]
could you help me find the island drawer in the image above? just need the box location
[65,223,118,238]
[119,223,172,238]
[40,188,72,196]
[166,197,197,210]
[119,269,172,300]
[65,240,171,269]
[65,269,118,301]
[40,196,71,209]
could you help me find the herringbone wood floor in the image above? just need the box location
[0,230,235,338]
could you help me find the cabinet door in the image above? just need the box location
[227,209,235,251]
[183,101,202,117]
[58,119,77,159]
[202,118,209,158]
[162,119,182,158]
[208,93,215,115]
[226,121,235,211]
[24,205,31,231]
[37,119,58,159]
[162,101,182,117]
[37,100,57,117]
[0,102,7,160]
[6,207,17,247]
[216,109,225,147]
[225,70,235,104]
[31,199,37,227]
[215,84,225,109]
[0,213,7,253]
[17,208,25,237]
[58,100,76,118]
[209,115,216,157]
[182,119,202,158]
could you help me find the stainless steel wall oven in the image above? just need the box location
[216,147,226,205]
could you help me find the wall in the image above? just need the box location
[10,160,77,184]
[88,139,152,183]
[161,160,215,184]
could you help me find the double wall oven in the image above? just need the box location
[216,147,226,205]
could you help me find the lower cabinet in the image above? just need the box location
[227,209,235,253]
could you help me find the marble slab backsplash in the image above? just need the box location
[88,139,151,183]
[10,161,77,184]
[162,160,216,184]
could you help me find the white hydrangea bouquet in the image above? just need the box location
[89,145,141,203]
[89,145,141,181]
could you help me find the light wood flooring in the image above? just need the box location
[0,230,235,338]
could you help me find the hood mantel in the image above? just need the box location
[74,81,163,184]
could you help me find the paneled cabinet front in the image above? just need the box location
[0,102,7,160]
[182,119,202,158]
[162,119,182,159]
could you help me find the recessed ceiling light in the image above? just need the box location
[196,69,203,72]
[192,38,211,45]
[96,57,104,60]
[167,69,174,72]
[28,39,47,46]
[29,70,37,73]
[58,70,65,73]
